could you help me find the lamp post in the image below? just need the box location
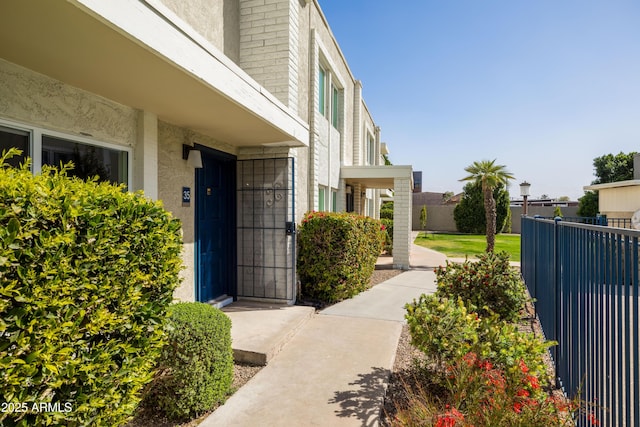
[520,181,531,216]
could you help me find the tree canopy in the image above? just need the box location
[454,181,511,234]
[592,151,637,184]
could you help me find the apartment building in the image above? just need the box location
[0,0,412,305]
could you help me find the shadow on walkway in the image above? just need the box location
[329,366,391,427]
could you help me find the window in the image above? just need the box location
[367,134,375,165]
[331,189,337,212]
[318,67,326,115]
[42,135,128,185]
[0,126,30,167]
[0,118,129,186]
[331,85,339,128]
[318,186,326,211]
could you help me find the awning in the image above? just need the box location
[341,165,414,189]
[0,0,308,147]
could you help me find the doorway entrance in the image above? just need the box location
[195,146,236,303]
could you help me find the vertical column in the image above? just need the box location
[134,110,158,200]
[352,80,363,166]
[393,177,412,269]
[308,30,319,211]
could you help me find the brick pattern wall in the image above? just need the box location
[239,0,299,113]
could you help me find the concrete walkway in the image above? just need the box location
[202,238,444,427]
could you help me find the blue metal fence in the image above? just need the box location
[521,216,640,427]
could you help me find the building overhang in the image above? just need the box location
[341,165,414,189]
[0,0,309,147]
[584,180,640,191]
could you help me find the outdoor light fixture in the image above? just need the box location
[520,181,531,216]
[182,144,203,169]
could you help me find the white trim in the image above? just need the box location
[585,180,640,191]
[73,0,309,145]
[0,117,133,188]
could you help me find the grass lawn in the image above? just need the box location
[414,232,521,262]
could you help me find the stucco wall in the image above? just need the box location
[0,58,136,148]
[598,186,640,218]
[412,205,580,234]
[158,121,239,302]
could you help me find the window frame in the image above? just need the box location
[0,117,132,187]
[318,185,326,211]
[318,66,326,116]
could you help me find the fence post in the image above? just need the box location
[554,216,562,390]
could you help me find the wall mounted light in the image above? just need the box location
[182,144,203,169]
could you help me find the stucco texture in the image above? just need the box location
[0,58,136,147]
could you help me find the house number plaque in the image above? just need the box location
[182,187,191,207]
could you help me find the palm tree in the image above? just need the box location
[460,159,514,252]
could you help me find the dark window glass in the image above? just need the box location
[0,126,29,167]
[42,135,128,185]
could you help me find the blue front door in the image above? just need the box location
[195,146,236,302]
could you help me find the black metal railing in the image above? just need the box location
[534,215,634,229]
[522,216,640,427]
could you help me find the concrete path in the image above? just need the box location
[202,240,443,427]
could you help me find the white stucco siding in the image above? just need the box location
[159,0,226,54]
[599,186,640,213]
[157,121,240,302]
[0,58,136,148]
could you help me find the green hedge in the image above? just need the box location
[380,218,393,255]
[297,211,385,303]
[0,151,183,426]
[145,302,233,420]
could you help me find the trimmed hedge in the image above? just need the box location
[0,151,183,426]
[145,302,233,420]
[380,218,393,255]
[297,211,385,303]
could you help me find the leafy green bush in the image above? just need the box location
[477,314,554,383]
[380,201,394,220]
[435,251,528,322]
[405,295,480,367]
[145,302,233,420]
[405,297,552,383]
[0,150,183,426]
[380,218,393,255]
[297,211,385,303]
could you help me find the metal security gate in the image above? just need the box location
[236,158,295,302]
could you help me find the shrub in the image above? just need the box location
[476,314,554,384]
[297,211,385,303]
[380,201,394,220]
[405,297,552,385]
[145,302,233,420]
[435,251,528,322]
[393,352,576,427]
[380,218,393,255]
[0,150,183,426]
[405,295,480,367]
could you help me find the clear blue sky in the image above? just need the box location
[319,1,640,200]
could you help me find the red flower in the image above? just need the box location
[588,413,600,426]
[526,374,540,390]
[513,402,523,413]
[435,406,465,427]
[518,359,529,373]
[516,389,530,398]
